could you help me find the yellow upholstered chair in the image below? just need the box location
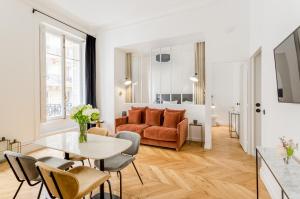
[69,127,109,167]
[36,161,112,199]
[87,127,109,136]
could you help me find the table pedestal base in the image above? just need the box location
[91,192,120,199]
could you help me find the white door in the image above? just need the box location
[239,63,249,152]
[254,51,262,149]
[248,50,262,155]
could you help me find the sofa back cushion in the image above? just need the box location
[128,110,142,124]
[132,106,148,123]
[165,108,186,121]
[145,109,163,126]
[163,111,181,128]
[148,108,165,125]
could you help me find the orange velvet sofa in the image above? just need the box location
[115,107,188,151]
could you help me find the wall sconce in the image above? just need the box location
[190,73,199,82]
[124,77,132,86]
[211,95,216,109]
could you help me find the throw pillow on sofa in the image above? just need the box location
[148,108,165,125]
[163,111,181,128]
[165,108,186,121]
[128,109,142,124]
[145,109,162,126]
[132,106,148,123]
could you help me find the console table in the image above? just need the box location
[256,146,300,199]
[228,111,240,138]
[188,123,204,146]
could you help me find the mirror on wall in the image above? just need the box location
[116,39,205,105]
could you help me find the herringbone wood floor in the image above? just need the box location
[0,126,270,199]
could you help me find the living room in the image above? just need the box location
[1,0,300,198]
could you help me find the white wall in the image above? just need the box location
[0,0,93,152]
[211,61,249,126]
[97,0,250,149]
[250,0,300,150]
[249,0,300,198]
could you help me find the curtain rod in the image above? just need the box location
[32,8,89,36]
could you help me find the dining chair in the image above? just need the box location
[4,151,74,199]
[94,131,143,199]
[36,161,112,199]
[68,127,109,167]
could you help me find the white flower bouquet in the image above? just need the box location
[70,104,100,142]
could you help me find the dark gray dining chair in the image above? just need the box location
[4,151,74,199]
[94,131,143,199]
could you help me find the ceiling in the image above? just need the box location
[32,0,214,29]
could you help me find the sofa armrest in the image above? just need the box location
[176,118,188,151]
[115,116,128,128]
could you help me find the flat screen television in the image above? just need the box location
[274,26,300,103]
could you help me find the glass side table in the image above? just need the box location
[188,123,204,146]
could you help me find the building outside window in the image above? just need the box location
[40,26,85,122]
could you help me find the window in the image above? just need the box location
[40,26,85,122]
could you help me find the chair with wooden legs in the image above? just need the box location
[68,127,109,167]
[4,151,74,199]
[94,131,143,199]
[36,161,112,199]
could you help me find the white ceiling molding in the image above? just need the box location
[25,0,220,31]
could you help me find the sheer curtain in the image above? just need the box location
[125,53,132,103]
[194,42,205,104]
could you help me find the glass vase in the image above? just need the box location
[79,123,87,143]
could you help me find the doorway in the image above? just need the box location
[248,49,262,155]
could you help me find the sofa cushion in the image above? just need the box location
[147,108,165,125]
[143,126,177,142]
[163,111,181,128]
[128,110,142,124]
[132,106,148,123]
[145,109,162,126]
[116,124,149,136]
[165,108,186,121]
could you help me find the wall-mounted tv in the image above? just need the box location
[274,26,300,103]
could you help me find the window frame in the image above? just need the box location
[40,25,85,122]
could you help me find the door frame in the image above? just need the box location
[248,48,262,155]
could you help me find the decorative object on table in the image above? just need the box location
[9,139,21,153]
[0,137,10,162]
[193,120,198,125]
[70,104,100,143]
[122,111,127,117]
[279,136,298,164]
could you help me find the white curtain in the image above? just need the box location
[194,42,205,104]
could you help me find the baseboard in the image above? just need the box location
[204,142,212,149]
[260,164,281,199]
[188,137,202,142]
